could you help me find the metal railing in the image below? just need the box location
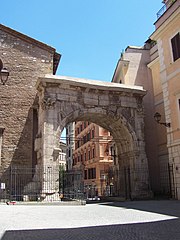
[157,4,167,19]
[156,0,177,19]
[0,164,174,202]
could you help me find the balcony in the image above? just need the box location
[157,4,167,19]
[155,0,179,29]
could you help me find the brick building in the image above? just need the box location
[0,24,60,199]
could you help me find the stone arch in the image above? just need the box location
[60,108,136,164]
[35,75,151,200]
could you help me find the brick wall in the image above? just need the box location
[0,26,58,173]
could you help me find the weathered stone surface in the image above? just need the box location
[36,75,151,199]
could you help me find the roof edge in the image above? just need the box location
[0,24,61,74]
[0,24,58,54]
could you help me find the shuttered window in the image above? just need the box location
[171,33,180,62]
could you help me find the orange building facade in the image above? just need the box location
[73,121,113,198]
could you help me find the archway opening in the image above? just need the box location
[58,110,138,201]
[34,75,151,202]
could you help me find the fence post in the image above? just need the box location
[127,167,131,200]
[168,163,175,199]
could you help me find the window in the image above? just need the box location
[88,150,91,160]
[0,128,4,165]
[83,135,87,144]
[77,140,80,148]
[77,127,80,134]
[171,33,180,61]
[87,132,91,141]
[88,168,96,179]
[92,148,95,158]
[92,129,95,138]
[92,168,96,179]
[84,152,86,161]
[84,170,87,180]
[88,169,92,179]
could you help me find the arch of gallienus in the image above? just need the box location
[35,75,151,199]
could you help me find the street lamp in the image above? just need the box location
[0,59,9,85]
[154,112,171,128]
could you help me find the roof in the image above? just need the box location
[0,24,61,74]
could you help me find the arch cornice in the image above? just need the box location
[37,74,146,97]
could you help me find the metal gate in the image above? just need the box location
[61,170,84,200]
[0,165,59,202]
[0,164,175,202]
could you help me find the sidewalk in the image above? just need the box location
[0,200,180,240]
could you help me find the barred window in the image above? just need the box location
[88,168,96,179]
[0,128,4,165]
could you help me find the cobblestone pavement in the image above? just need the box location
[0,200,180,240]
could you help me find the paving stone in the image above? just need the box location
[0,200,180,240]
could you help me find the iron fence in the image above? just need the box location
[0,164,175,202]
[0,165,60,202]
[61,170,84,200]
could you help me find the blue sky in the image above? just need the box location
[1,0,163,82]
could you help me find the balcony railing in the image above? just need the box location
[157,4,167,19]
[156,0,177,19]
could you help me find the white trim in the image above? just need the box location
[147,56,159,68]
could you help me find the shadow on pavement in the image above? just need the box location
[1,218,180,240]
[98,200,180,218]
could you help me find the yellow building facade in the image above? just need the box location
[149,0,180,199]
